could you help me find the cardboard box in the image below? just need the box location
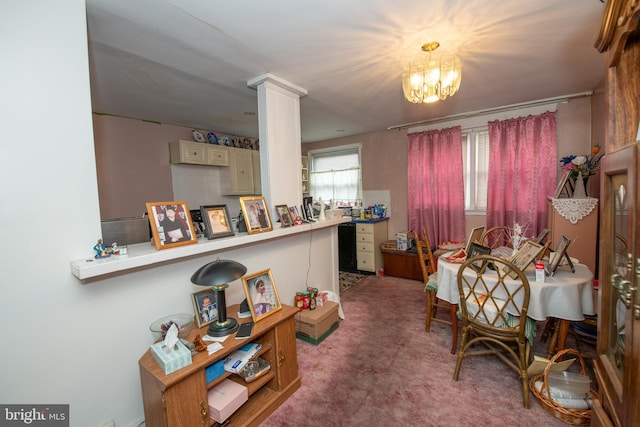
[208,379,248,423]
[150,340,192,375]
[295,301,339,343]
[396,231,412,251]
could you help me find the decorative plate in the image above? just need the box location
[438,241,465,250]
[192,130,206,143]
[207,132,218,144]
[218,136,230,146]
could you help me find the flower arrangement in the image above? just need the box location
[560,145,603,180]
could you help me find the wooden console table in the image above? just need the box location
[139,304,300,427]
[380,241,422,281]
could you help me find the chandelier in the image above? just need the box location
[402,41,461,103]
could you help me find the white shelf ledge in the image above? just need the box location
[71,217,350,282]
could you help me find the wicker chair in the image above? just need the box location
[453,254,532,408]
[480,226,515,249]
[416,229,458,354]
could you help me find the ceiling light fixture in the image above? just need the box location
[402,41,461,104]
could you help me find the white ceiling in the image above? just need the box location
[86,0,606,143]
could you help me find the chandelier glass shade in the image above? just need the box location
[402,42,461,103]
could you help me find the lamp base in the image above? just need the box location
[207,318,239,337]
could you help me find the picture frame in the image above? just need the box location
[503,240,545,279]
[146,201,198,250]
[467,242,492,271]
[464,226,485,255]
[547,235,575,276]
[275,204,293,227]
[289,206,300,222]
[189,209,206,237]
[200,204,234,239]
[239,196,273,234]
[191,289,217,328]
[532,228,550,245]
[241,269,282,322]
[553,171,572,198]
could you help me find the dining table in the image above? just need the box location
[436,253,595,356]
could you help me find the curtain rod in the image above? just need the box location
[386,91,593,131]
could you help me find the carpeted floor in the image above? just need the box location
[261,274,594,427]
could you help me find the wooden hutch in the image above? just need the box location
[592,1,640,426]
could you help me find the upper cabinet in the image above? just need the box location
[169,140,229,166]
[221,147,261,195]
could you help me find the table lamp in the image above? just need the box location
[191,258,247,337]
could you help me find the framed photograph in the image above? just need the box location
[239,196,273,234]
[289,206,300,222]
[553,171,572,198]
[467,242,492,271]
[532,228,550,245]
[503,240,545,279]
[547,235,574,276]
[146,201,198,250]
[189,209,206,237]
[275,204,293,227]
[241,269,282,322]
[200,204,234,239]
[192,289,217,328]
[464,226,485,255]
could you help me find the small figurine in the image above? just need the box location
[93,239,111,258]
[193,334,207,352]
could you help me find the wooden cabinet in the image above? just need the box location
[592,2,640,427]
[169,140,229,166]
[547,198,598,273]
[301,156,309,196]
[355,220,388,272]
[139,304,300,427]
[221,147,261,195]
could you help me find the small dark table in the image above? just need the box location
[380,240,423,281]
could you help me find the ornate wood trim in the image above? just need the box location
[595,0,640,66]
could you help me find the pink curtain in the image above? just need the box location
[486,111,557,237]
[407,126,465,246]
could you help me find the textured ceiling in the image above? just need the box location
[86,0,606,142]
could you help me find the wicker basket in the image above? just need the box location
[529,348,595,426]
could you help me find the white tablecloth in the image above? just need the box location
[436,257,595,321]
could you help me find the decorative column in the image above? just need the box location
[247,73,308,211]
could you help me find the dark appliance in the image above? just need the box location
[338,222,358,272]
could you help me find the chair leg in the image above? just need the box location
[449,303,458,354]
[425,290,433,332]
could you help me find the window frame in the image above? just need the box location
[307,143,362,205]
[462,128,489,214]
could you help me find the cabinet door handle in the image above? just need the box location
[200,400,207,424]
[279,349,285,366]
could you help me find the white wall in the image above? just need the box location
[0,2,338,427]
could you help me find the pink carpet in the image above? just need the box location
[261,275,582,426]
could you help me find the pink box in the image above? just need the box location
[317,291,328,306]
[208,379,248,423]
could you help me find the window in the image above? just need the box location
[462,129,489,212]
[308,144,362,205]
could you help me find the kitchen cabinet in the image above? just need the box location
[169,140,229,166]
[592,2,640,426]
[355,219,388,273]
[139,304,300,427]
[221,147,261,195]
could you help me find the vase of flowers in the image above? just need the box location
[560,145,602,197]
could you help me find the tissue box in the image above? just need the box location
[295,301,339,344]
[396,232,412,251]
[150,340,192,375]
[208,379,248,423]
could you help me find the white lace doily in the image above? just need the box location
[551,198,598,224]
